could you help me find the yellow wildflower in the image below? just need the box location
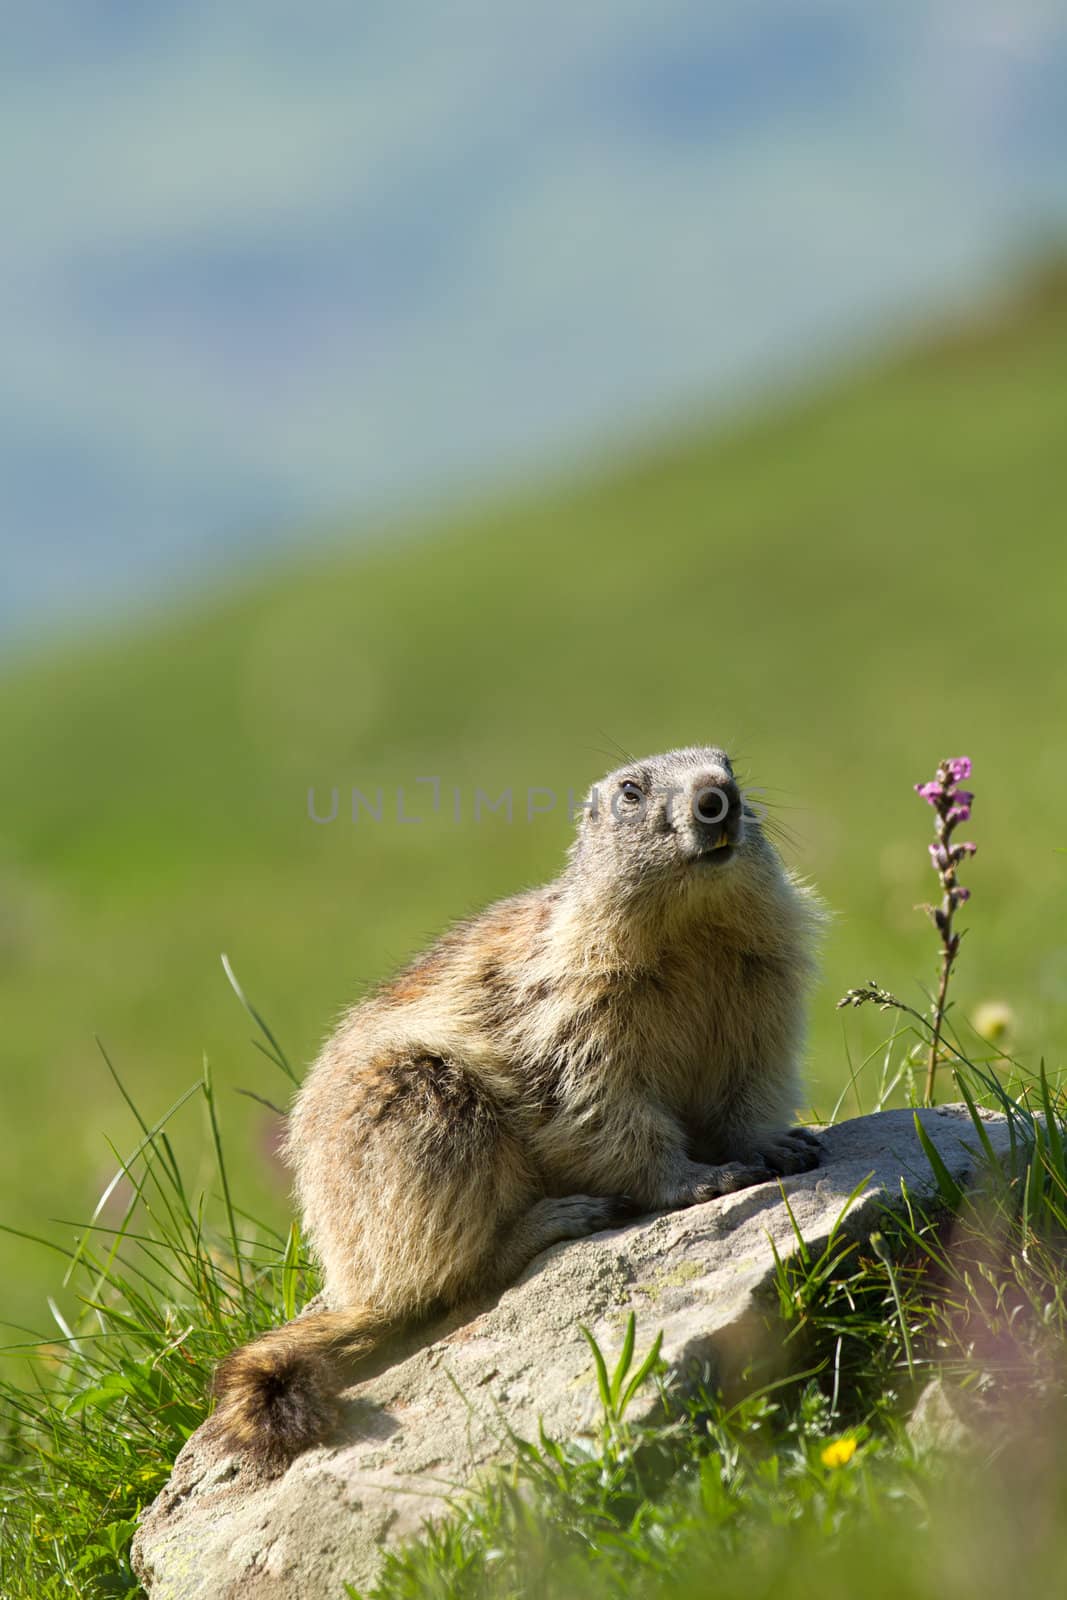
[820,1437,858,1468]
[972,1001,1015,1044]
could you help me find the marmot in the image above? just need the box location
[214,746,824,1468]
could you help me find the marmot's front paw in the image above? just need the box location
[754,1126,823,1176]
[541,1194,627,1237]
[660,1159,774,1208]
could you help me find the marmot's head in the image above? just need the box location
[567,746,775,913]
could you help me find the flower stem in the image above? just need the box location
[839,756,975,1105]
[919,758,974,1106]
[925,939,956,1105]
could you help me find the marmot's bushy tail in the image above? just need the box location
[212,1306,388,1472]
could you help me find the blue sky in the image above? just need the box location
[1,2,1066,642]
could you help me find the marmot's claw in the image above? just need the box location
[671,1160,774,1206]
[705,1160,775,1197]
[757,1127,823,1176]
[789,1126,824,1149]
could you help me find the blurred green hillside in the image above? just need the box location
[2,264,1066,1334]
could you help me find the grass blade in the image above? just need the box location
[579,1325,613,1418]
[222,953,299,1085]
[913,1113,964,1209]
[620,1330,664,1416]
[202,1056,246,1295]
[610,1312,636,1409]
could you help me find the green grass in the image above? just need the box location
[4,256,1067,1596]
[354,1056,1067,1600]
[1,261,1066,1337]
[5,1014,1067,1599]
[0,1040,317,1597]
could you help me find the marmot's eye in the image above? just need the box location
[619,781,643,807]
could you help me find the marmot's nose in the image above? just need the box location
[691,773,740,830]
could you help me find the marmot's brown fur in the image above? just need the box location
[213,747,825,1469]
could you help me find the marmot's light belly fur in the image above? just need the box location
[214,747,825,1467]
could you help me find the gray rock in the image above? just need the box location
[132,1105,1010,1599]
[907,1377,994,1454]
